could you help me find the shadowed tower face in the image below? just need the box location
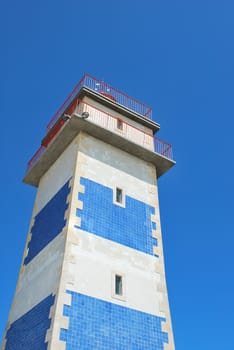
[1,75,176,350]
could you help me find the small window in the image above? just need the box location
[112,272,125,301]
[116,188,123,203]
[113,187,125,207]
[115,275,123,296]
[117,118,123,130]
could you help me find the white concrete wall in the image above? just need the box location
[78,96,154,151]
[65,228,164,317]
[82,96,153,135]
[5,137,80,327]
[8,233,65,324]
[34,138,78,215]
[77,133,156,206]
[53,132,175,349]
[58,133,164,319]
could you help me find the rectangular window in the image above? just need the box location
[117,118,123,130]
[116,188,123,203]
[112,272,125,301]
[115,275,123,296]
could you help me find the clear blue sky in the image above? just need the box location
[1,1,234,349]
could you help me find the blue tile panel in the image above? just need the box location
[76,178,157,255]
[60,291,168,350]
[24,180,71,265]
[4,294,55,350]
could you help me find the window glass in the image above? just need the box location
[115,275,123,295]
[116,188,122,203]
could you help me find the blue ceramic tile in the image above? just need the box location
[5,294,55,350]
[24,180,71,265]
[76,178,157,255]
[60,291,168,350]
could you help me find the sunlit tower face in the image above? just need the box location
[2,74,176,350]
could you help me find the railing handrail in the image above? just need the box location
[46,74,152,131]
[78,100,173,159]
[76,99,159,140]
[27,100,172,173]
[46,75,86,130]
[84,73,152,117]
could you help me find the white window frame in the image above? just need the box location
[113,187,125,207]
[111,272,126,301]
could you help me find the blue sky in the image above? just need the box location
[1,0,234,348]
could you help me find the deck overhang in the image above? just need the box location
[23,114,175,187]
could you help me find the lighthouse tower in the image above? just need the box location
[2,75,176,350]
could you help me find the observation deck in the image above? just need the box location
[23,74,175,187]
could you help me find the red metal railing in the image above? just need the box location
[26,100,172,173]
[27,145,46,171]
[154,137,173,159]
[46,74,152,131]
[76,100,173,159]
